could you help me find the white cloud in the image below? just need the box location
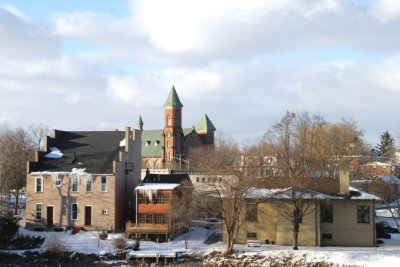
[48,0,400,65]
[0,6,60,60]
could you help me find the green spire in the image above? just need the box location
[196,114,216,131]
[137,115,143,126]
[163,86,183,108]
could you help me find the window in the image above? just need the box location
[54,179,61,187]
[167,114,171,126]
[72,177,78,192]
[35,177,43,192]
[146,194,153,204]
[322,233,332,239]
[320,204,333,223]
[246,203,258,222]
[247,232,257,238]
[36,203,42,220]
[162,193,170,204]
[357,205,370,223]
[202,177,205,182]
[156,163,161,169]
[156,193,162,204]
[102,209,108,215]
[146,162,151,168]
[196,177,199,182]
[163,213,169,225]
[146,214,153,224]
[138,214,145,223]
[167,141,170,148]
[155,214,162,224]
[101,176,107,192]
[139,193,146,204]
[71,204,78,220]
[86,178,92,192]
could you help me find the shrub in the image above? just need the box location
[9,234,45,249]
[0,211,20,243]
[113,236,127,250]
[99,230,108,240]
[45,234,68,253]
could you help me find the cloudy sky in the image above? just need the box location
[0,0,400,145]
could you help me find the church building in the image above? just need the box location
[139,86,216,169]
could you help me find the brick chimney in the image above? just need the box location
[339,170,350,196]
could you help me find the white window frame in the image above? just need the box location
[35,177,43,192]
[72,177,78,192]
[102,209,108,215]
[101,176,107,192]
[71,203,78,220]
[36,203,42,220]
[86,178,92,192]
[54,179,62,187]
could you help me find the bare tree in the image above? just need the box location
[28,123,50,151]
[0,127,35,214]
[262,111,366,249]
[190,135,261,255]
[169,179,200,250]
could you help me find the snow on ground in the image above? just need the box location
[3,226,400,267]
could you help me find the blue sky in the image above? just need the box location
[0,0,400,146]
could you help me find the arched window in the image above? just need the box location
[156,162,161,169]
[146,162,151,169]
[167,114,171,126]
[167,141,170,148]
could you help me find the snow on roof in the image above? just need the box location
[119,138,125,147]
[44,147,63,158]
[30,168,111,176]
[376,175,400,184]
[246,186,380,200]
[135,183,180,191]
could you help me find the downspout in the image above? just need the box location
[135,189,138,226]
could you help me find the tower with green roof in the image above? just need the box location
[137,115,144,131]
[163,86,184,167]
[196,114,216,145]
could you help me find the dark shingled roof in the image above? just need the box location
[143,173,191,185]
[30,130,126,174]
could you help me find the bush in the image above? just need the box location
[99,230,108,240]
[113,236,127,249]
[0,211,20,243]
[9,234,45,249]
[45,234,68,253]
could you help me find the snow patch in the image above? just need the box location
[136,183,180,191]
[119,138,125,147]
[44,147,63,158]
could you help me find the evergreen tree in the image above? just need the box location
[375,131,395,157]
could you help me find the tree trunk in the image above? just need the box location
[292,229,299,250]
[14,188,19,215]
[225,232,234,255]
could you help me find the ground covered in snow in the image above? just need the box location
[1,226,400,266]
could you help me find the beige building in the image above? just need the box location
[234,185,379,247]
[26,127,141,232]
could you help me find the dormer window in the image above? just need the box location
[145,141,151,146]
[154,140,160,146]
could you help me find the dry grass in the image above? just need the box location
[113,236,126,250]
[45,234,68,253]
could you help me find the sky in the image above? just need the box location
[0,0,400,145]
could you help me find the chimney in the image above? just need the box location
[339,170,350,196]
[125,126,131,152]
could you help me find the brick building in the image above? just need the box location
[140,86,216,169]
[25,127,141,232]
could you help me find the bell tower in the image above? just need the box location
[162,86,184,167]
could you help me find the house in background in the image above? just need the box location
[126,173,192,242]
[139,86,216,170]
[232,172,379,247]
[351,175,400,203]
[25,127,141,232]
